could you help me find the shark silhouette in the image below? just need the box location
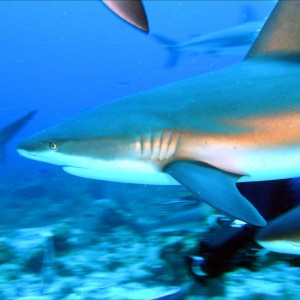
[0,111,36,161]
[256,204,300,255]
[18,0,300,227]
[152,21,264,68]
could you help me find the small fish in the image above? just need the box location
[159,200,199,206]
[256,204,300,255]
[153,21,264,67]
[148,282,193,300]
[102,0,149,33]
[0,110,37,161]
[17,0,300,227]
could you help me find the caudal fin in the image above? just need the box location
[152,34,182,68]
[0,110,37,161]
[102,0,149,33]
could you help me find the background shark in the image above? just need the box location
[153,21,264,68]
[256,204,300,255]
[134,206,210,234]
[255,178,300,255]
[17,0,300,227]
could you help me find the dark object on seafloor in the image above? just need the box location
[187,178,300,280]
[187,218,259,281]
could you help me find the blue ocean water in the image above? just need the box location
[1,1,290,299]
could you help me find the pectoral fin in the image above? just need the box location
[165,161,267,227]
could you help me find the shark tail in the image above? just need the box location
[102,0,149,33]
[0,110,37,161]
[152,34,181,68]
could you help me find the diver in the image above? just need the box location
[186,178,300,281]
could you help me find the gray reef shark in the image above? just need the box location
[17,0,300,227]
[256,204,300,255]
[153,20,264,68]
[0,110,36,161]
[102,0,149,33]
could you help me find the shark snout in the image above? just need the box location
[17,139,42,160]
[17,143,37,159]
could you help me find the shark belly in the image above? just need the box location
[236,146,300,182]
[179,121,300,183]
[179,144,300,183]
[63,160,179,185]
[63,144,300,185]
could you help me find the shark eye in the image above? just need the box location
[49,142,58,151]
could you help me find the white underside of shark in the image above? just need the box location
[18,141,300,186]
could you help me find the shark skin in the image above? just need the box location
[0,111,37,161]
[17,0,300,227]
[102,0,149,33]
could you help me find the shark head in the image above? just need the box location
[17,117,179,185]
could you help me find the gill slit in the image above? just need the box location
[139,131,181,160]
[140,134,144,157]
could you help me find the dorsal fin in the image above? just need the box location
[246,0,300,59]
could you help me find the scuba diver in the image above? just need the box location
[187,178,300,281]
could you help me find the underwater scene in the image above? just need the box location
[1,0,300,299]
